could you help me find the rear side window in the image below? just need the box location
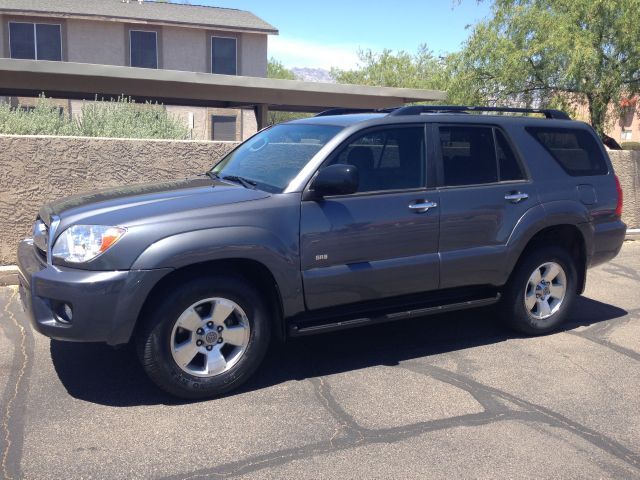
[526,127,608,176]
[439,126,524,186]
[495,130,525,181]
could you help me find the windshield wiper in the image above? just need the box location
[221,175,258,189]
[205,171,220,181]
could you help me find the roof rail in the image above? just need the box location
[315,107,393,117]
[388,105,570,120]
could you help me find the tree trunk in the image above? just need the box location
[587,94,609,138]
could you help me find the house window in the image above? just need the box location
[9,22,62,61]
[212,37,237,75]
[211,115,237,141]
[130,30,158,69]
[621,129,633,141]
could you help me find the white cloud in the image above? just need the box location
[268,36,363,70]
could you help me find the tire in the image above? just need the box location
[137,274,271,399]
[500,245,577,335]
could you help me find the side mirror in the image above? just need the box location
[310,164,359,197]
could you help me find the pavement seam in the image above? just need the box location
[0,287,26,480]
[565,330,640,363]
[309,376,365,447]
[401,361,640,473]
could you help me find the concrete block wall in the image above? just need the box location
[0,135,238,265]
[609,150,640,230]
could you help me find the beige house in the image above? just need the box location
[573,99,640,146]
[0,0,278,140]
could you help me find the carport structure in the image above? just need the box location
[0,58,446,129]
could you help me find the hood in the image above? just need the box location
[39,177,270,226]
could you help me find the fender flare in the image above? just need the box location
[131,226,305,318]
[503,201,591,287]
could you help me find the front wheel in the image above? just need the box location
[500,246,577,335]
[137,274,271,399]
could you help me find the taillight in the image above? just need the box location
[614,174,623,217]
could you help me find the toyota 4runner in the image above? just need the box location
[17,105,626,399]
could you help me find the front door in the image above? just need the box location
[300,125,440,311]
[435,124,536,289]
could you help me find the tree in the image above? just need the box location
[331,45,447,92]
[451,0,640,135]
[266,58,311,125]
[267,58,296,81]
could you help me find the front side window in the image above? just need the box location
[9,22,61,61]
[212,37,237,75]
[212,124,342,193]
[130,30,158,69]
[331,127,426,193]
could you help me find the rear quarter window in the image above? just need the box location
[526,127,608,176]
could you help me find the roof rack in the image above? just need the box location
[315,108,393,117]
[388,105,570,120]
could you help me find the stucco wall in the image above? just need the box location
[609,150,640,229]
[0,135,238,265]
[66,19,126,66]
[162,26,207,73]
[0,137,637,266]
[0,15,4,58]
[240,33,268,77]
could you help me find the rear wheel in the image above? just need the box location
[501,246,577,335]
[137,274,271,399]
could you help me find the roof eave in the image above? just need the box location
[0,9,279,35]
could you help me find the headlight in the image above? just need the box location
[52,225,126,263]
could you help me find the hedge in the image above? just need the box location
[0,95,190,140]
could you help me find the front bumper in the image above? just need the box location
[17,239,171,345]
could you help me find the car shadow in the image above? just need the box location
[49,296,628,407]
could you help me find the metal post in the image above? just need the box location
[255,104,268,130]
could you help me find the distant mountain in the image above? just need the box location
[291,67,335,83]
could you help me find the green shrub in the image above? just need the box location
[0,96,74,136]
[621,142,640,151]
[0,95,190,140]
[76,96,189,139]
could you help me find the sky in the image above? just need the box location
[189,0,493,70]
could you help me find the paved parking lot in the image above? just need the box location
[1,242,640,479]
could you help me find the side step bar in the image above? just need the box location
[289,294,501,337]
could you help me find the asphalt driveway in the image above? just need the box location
[1,242,640,479]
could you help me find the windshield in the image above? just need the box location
[211,124,343,193]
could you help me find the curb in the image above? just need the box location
[0,266,19,286]
[626,229,640,240]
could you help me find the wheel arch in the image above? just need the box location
[133,258,288,344]
[508,224,588,294]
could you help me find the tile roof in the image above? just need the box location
[0,0,278,34]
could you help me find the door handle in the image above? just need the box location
[409,201,438,212]
[504,192,529,204]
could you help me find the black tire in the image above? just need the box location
[500,245,577,335]
[137,274,271,399]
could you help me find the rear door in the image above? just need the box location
[435,124,536,288]
[300,124,440,310]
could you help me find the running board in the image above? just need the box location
[289,294,501,337]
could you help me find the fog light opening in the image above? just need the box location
[51,300,73,324]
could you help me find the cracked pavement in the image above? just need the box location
[1,241,640,479]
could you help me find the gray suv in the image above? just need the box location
[17,105,626,399]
